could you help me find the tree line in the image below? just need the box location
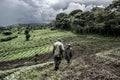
[51,0,120,36]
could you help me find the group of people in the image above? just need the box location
[53,38,73,71]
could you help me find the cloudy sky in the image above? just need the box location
[0,0,114,26]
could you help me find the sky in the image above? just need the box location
[0,0,114,26]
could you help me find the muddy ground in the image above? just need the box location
[39,40,120,80]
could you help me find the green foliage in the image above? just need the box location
[51,0,120,36]
[69,9,82,16]
[2,31,12,35]
[106,0,120,11]
[0,36,18,42]
[55,13,71,30]
[24,29,30,41]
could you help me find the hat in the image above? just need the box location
[67,43,71,47]
[57,38,62,42]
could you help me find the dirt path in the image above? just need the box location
[38,43,120,80]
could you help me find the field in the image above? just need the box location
[0,29,120,80]
[0,29,76,62]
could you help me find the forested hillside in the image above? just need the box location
[52,0,120,36]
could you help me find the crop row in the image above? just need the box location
[0,29,76,62]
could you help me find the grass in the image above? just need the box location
[0,29,76,62]
[96,48,120,64]
[3,62,53,80]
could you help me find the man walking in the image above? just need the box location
[53,38,64,71]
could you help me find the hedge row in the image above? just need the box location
[0,36,18,42]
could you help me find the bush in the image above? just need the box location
[2,31,12,35]
[50,27,56,30]
[0,36,18,42]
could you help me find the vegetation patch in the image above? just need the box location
[1,62,53,80]
[96,48,120,66]
[2,31,12,36]
[0,36,18,42]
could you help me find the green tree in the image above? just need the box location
[55,13,70,30]
[69,9,82,16]
[106,0,120,11]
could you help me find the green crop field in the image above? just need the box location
[0,29,76,62]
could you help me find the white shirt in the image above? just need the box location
[53,41,64,57]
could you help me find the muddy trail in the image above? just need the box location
[1,36,120,80]
[38,40,120,80]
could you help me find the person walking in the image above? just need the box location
[65,44,73,64]
[53,38,64,71]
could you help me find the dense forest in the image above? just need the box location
[52,0,120,36]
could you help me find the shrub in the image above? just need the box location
[0,36,18,42]
[2,31,12,35]
[50,27,56,30]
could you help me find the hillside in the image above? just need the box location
[0,29,76,62]
[0,0,120,80]
[0,30,120,80]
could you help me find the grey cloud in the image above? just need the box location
[74,0,113,6]
[0,0,114,26]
